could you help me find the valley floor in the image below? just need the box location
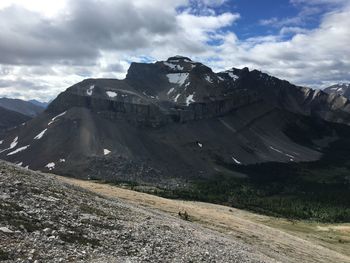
[58,176,350,263]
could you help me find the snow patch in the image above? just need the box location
[34,129,48,140]
[228,72,239,81]
[217,76,224,81]
[205,75,213,83]
[45,162,55,171]
[163,62,184,71]
[17,162,23,167]
[0,136,19,153]
[186,93,195,106]
[48,111,66,126]
[59,158,66,163]
[7,145,30,156]
[167,73,189,86]
[167,88,175,95]
[106,91,117,98]
[104,149,111,155]
[0,140,3,145]
[174,94,181,102]
[86,85,94,96]
[270,146,295,159]
[10,137,18,149]
[232,156,241,165]
[197,142,203,148]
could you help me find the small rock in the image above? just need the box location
[0,227,14,233]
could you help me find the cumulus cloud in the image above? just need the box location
[0,0,349,101]
[216,4,350,87]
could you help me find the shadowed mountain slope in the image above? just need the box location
[0,56,350,187]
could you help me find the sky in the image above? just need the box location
[0,0,349,101]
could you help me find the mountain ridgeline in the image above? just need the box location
[324,83,350,100]
[1,56,350,221]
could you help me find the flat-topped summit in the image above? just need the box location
[1,56,350,186]
[166,55,192,62]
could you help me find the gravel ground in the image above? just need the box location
[0,161,273,263]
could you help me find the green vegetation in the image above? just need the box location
[157,137,350,223]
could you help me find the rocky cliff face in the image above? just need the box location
[324,83,350,100]
[0,56,350,185]
[48,56,350,127]
[47,56,259,127]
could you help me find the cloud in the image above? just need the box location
[0,0,348,101]
[217,5,350,87]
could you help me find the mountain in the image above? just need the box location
[0,106,31,136]
[0,56,350,184]
[0,98,45,117]
[28,99,49,108]
[324,83,350,99]
[1,56,350,221]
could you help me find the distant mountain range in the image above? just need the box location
[28,99,49,109]
[1,56,350,221]
[0,106,30,136]
[0,97,47,117]
[0,98,48,136]
[324,83,350,99]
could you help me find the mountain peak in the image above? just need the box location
[166,55,192,62]
[324,82,350,99]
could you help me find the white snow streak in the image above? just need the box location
[0,136,19,153]
[167,88,175,95]
[48,111,67,126]
[174,94,181,102]
[34,129,48,140]
[270,146,295,160]
[197,142,203,148]
[104,149,111,155]
[59,158,66,163]
[167,73,189,86]
[0,140,3,145]
[10,137,18,149]
[232,156,241,165]
[7,145,30,156]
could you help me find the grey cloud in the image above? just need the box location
[0,0,183,66]
[103,63,125,73]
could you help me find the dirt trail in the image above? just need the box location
[57,176,350,263]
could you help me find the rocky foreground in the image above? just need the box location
[0,161,272,263]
